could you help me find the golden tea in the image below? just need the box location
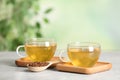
[16,38,57,62]
[68,47,100,67]
[25,44,56,62]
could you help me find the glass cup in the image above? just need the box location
[16,38,57,62]
[59,42,101,67]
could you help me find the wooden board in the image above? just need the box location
[55,62,112,74]
[15,56,63,67]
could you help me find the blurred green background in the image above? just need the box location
[0,0,51,50]
[0,0,120,51]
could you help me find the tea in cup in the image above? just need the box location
[16,38,57,62]
[59,42,101,67]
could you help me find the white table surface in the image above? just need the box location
[0,51,120,80]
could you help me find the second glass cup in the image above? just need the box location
[59,42,101,67]
[16,38,57,62]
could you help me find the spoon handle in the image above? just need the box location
[48,61,60,64]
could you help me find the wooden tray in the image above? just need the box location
[15,56,63,67]
[55,62,112,74]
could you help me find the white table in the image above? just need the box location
[0,51,120,80]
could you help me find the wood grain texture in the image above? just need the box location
[15,57,63,67]
[55,62,112,74]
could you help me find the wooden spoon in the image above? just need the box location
[27,61,59,72]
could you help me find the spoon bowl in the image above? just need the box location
[27,61,59,72]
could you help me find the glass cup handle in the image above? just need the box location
[16,45,25,57]
[59,50,68,62]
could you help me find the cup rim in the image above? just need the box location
[68,42,101,48]
[25,38,56,46]
[25,38,55,42]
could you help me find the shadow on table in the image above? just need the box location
[0,58,17,67]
